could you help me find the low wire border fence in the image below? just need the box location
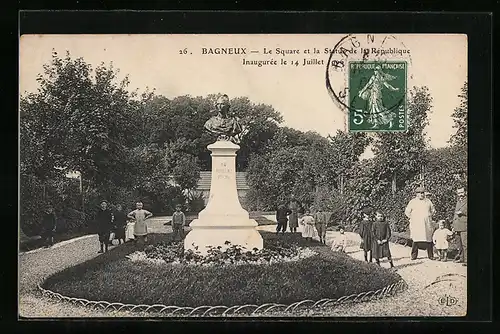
[37,279,408,317]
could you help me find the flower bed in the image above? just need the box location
[128,240,316,266]
[41,232,403,308]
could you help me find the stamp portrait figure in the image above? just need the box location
[204,94,243,142]
[358,65,400,128]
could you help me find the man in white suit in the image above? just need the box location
[405,186,436,260]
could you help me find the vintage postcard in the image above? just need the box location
[19,33,468,318]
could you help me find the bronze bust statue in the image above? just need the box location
[204,94,243,143]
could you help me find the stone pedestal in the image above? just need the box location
[184,140,263,255]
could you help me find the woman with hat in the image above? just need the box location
[288,195,301,233]
[404,186,436,260]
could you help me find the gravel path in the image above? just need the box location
[19,217,466,318]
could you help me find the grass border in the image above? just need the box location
[36,278,408,317]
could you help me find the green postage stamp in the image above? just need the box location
[348,61,407,132]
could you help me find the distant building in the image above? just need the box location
[195,171,249,206]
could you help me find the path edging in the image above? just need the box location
[37,279,408,316]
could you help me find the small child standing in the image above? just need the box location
[358,208,373,263]
[432,220,454,261]
[314,208,328,244]
[371,210,394,268]
[299,209,316,241]
[171,204,186,241]
[331,226,348,252]
[113,204,127,245]
[125,214,135,242]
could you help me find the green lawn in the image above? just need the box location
[42,231,402,308]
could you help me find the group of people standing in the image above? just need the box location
[274,185,467,269]
[358,185,467,267]
[95,201,153,253]
[275,196,328,244]
[404,186,467,265]
[275,196,301,234]
[358,207,395,268]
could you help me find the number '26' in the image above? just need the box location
[353,109,364,125]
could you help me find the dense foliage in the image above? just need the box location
[20,53,283,235]
[247,85,467,233]
[20,52,467,236]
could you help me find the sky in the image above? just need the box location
[20,34,467,150]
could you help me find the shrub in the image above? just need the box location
[55,208,88,234]
[20,174,46,236]
[187,198,205,213]
[20,173,86,236]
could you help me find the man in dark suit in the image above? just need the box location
[41,206,57,247]
[452,187,467,266]
[276,203,291,234]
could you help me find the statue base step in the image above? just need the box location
[184,219,264,256]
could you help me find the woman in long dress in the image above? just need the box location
[358,65,400,128]
[288,198,300,233]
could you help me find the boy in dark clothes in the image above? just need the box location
[96,201,114,253]
[113,204,127,245]
[358,207,373,262]
[371,210,394,268]
[41,206,57,247]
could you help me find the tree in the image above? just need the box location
[424,146,466,219]
[246,146,314,210]
[216,96,283,171]
[372,86,433,193]
[245,128,371,212]
[448,81,467,186]
[136,94,284,171]
[449,81,468,151]
[20,51,141,190]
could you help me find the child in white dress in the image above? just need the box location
[331,226,348,252]
[299,209,316,241]
[432,220,454,261]
[125,217,135,242]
